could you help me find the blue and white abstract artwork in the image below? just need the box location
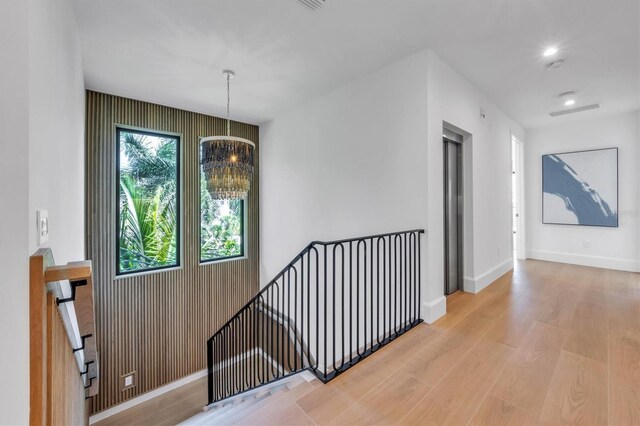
[542,148,618,227]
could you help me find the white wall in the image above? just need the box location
[260,49,430,297]
[0,2,31,423]
[0,1,85,423]
[260,49,524,323]
[29,0,86,263]
[425,51,525,297]
[525,111,640,272]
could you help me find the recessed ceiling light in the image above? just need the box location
[559,91,577,106]
[543,47,558,57]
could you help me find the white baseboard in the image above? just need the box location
[527,249,640,272]
[89,348,276,424]
[463,276,474,292]
[423,296,446,323]
[466,259,514,294]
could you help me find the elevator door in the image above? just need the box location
[444,139,463,295]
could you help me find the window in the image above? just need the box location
[116,128,180,275]
[200,175,245,263]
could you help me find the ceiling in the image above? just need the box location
[73,0,639,128]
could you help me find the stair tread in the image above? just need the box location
[215,387,292,424]
[180,390,271,425]
[182,373,315,425]
[220,379,316,424]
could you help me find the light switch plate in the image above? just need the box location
[37,210,49,245]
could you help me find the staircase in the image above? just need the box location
[205,230,425,408]
[180,372,320,425]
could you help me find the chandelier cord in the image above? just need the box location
[226,72,230,137]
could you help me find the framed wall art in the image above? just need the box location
[542,147,618,227]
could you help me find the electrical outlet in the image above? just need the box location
[583,240,591,249]
[121,371,136,391]
[37,210,49,245]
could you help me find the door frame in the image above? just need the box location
[511,135,526,259]
[443,132,464,295]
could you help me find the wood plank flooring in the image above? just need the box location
[94,260,640,425]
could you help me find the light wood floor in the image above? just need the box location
[94,260,640,425]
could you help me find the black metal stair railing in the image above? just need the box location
[207,229,425,405]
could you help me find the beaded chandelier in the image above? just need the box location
[201,70,255,200]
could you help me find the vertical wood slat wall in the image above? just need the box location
[85,91,260,413]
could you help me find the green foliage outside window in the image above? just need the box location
[200,194,243,261]
[118,130,179,274]
[117,128,244,274]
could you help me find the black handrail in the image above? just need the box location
[206,229,425,405]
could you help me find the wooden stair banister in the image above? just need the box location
[30,249,99,425]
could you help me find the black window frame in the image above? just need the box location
[199,187,246,264]
[115,126,181,276]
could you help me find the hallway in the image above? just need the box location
[102,260,640,425]
[290,260,639,425]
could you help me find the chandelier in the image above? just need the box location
[201,70,255,200]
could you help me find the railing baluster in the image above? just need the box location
[266,290,271,381]
[237,317,241,392]
[217,335,221,400]
[278,277,283,378]
[240,314,244,392]
[222,330,226,398]
[248,305,252,389]
[282,274,287,376]
[231,321,235,394]
[408,233,412,323]
[356,241,360,358]
[224,327,229,397]
[272,286,278,379]
[404,232,408,330]
[300,254,305,370]
[207,338,213,403]
[245,309,250,389]
[332,243,346,372]
[239,315,244,392]
[370,237,374,349]
[393,235,398,335]
[387,238,390,341]
[306,250,311,371]
[332,244,337,371]
[291,266,297,372]
[363,239,367,356]
[259,295,265,384]
[234,319,239,393]
[376,237,383,346]
[418,231,422,321]
[412,232,417,323]
[206,230,424,404]
[340,244,345,370]
[217,332,221,400]
[314,247,319,374]
[349,241,353,365]
[323,245,327,380]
